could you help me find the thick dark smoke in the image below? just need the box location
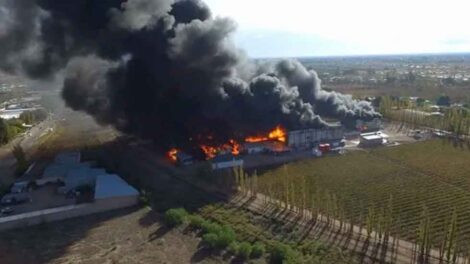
[0,0,380,149]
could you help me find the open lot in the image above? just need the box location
[257,139,470,252]
[1,185,75,216]
[0,207,225,264]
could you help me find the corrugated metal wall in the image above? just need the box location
[287,127,344,148]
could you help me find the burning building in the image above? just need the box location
[0,0,381,155]
[242,125,290,154]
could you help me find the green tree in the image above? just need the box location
[19,111,33,124]
[227,241,239,255]
[238,242,252,259]
[202,233,219,249]
[164,208,188,227]
[0,118,10,144]
[188,215,205,229]
[214,226,236,248]
[270,243,296,264]
[251,242,265,258]
[445,208,458,262]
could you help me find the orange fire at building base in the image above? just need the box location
[167,148,179,162]
[245,125,286,143]
[200,139,240,160]
[167,125,286,161]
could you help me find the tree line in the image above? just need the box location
[379,96,470,141]
[233,165,466,264]
[0,109,47,145]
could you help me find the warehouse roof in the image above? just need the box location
[94,174,139,199]
[360,131,389,141]
[66,167,106,179]
[43,162,92,179]
[54,151,81,165]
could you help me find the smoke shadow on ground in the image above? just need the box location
[190,244,214,263]
[148,225,171,242]
[0,206,140,264]
[138,208,161,227]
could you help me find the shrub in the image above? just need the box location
[228,241,239,255]
[201,224,235,250]
[238,242,252,259]
[201,221,222,234]
[251,241,265,258]
[270,243,295,264]
[215,225,236,248]
[202,233,219,248]
[164,208,188,227]
[188,215,205,229]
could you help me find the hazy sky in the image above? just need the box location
[205,0,470,58]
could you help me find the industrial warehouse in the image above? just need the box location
[0,152,139,231]
[171,117,392,169]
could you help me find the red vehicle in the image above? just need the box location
[318,143,331,153]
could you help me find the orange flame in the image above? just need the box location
[268,125,287,142]
[229,139,240,155]
[200,144,218,160]
[167,148,179,162]
[200,139,240,160]
[169,125,285,161]
[245,125,286,143]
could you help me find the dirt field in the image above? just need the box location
[0,207,226,264]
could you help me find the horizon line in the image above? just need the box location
[251,51,470,60]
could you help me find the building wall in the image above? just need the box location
[212,159,244,170]
[288,127,344,148]
[245,146,265,154]
[359,138,383,147]
[0,195,138,231]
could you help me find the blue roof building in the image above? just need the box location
[94,174,139,199]
[54,151,81,165]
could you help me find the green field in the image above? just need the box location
[257,139,470,251]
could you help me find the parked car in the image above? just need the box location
[0,193,32,205]
[10,181,28,193]
[65,189,80,199]
[0,207,14,216]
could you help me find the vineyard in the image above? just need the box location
[254,139,470,258]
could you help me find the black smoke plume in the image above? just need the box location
[0,0,380,149]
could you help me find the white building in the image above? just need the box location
[360,131,389,147]
[93,174,139,210]
[0,107,38,120]
[288,125,344,149]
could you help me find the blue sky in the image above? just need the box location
[205,0,470,58]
